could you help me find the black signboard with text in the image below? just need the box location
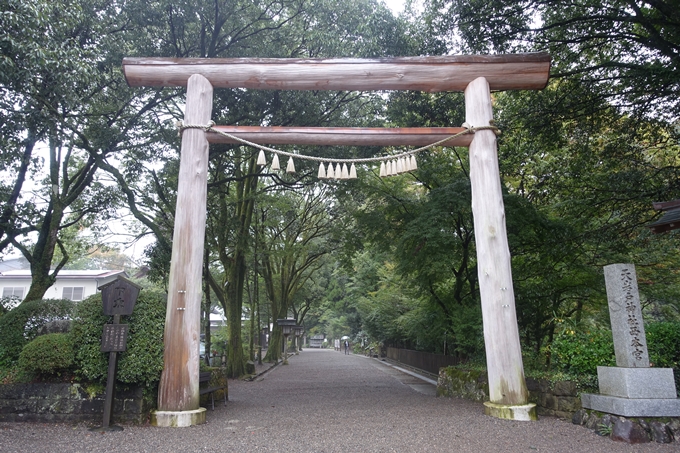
[100,276,141,316]
[90,275,141,432]
[101,324,129,352]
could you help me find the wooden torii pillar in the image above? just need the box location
[123,54,550,425]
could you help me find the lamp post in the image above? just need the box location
[293,326,302,355]
[300,327,305,352]
[281,324,292,364]
[259,326,269,365]
[261,327,269,349]
[276,319,296,365]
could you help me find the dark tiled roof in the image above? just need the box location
[647,207,680,233]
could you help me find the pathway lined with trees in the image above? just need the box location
[1,349,675,452]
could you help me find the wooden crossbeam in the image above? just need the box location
[207,126,473,147]
[123,53,551,91]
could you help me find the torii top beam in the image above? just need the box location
[122,53,551,92]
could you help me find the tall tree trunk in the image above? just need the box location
[249,265,255,363]
[225,248,249,377]
[262,257,294,362]
[254,216,262,365]
[203,251,212,366]
[0,129,37,254]
[20,140,69,303]
[262,253,282,362]
[224,152,259,378]
[264,302,290,363]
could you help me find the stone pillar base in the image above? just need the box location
[581,393,680,417]
[151,408,207,427]
[484,402,537,421]
[597,366,677,399]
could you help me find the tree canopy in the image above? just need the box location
[1,0,678,379]
[426,0,680,120]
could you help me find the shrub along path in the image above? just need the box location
[0,349,675,452]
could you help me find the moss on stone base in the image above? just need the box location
[151,408,207,427]
[484,401,538,421]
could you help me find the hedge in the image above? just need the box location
[70,290,166,386]
[0,298,75,367]
[18,333,74,376]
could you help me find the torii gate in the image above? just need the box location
[122,53,551,426]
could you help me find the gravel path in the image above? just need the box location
[1,349,676,452]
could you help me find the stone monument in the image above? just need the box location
[581,263,680,416]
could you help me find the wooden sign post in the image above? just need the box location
[90,276,141,432]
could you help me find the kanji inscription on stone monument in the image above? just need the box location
[603,263,649,368]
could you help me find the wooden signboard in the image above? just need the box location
[101,324,129,352]
[91,275,141,431]
[100,275,141,316]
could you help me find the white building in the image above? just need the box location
[0,257,29,273]
[0,269,127,301]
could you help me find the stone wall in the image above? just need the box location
[437,367,679,444]
[0,368,227,424]
[572,409,679,444]
[436,368,489,402]
[0,383,151,424]
[436,368,581,418]
[526,377,582,418]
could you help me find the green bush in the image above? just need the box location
[550,327,615,375]
[647,322,680,369]
[70,290,166,386]
[0,299,75,367]
[18,333,74,376]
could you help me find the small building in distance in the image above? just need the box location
[309,334,325,348]
[647,199,680,234]
[0,269,127,302]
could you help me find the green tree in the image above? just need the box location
[494,87,680,337]
[107,0,412,377]
[260,186,338,362]
[204,150,260,377]
[424,0,680,120]
[1,0,180,301]
[411,0,680,360]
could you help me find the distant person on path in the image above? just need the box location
[344,340,349,355]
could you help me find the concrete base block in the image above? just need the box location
[483,402,537,421]
[581,393,680,417]
[597,366,677,399]
[151,408,207,427]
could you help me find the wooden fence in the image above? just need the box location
[386,347,461,375]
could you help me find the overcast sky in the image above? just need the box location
[383,0,406,14]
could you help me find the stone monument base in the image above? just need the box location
[151,408,207,427]
[597,366,677,399]
[581,393,680,417]
[483,402,537,421]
